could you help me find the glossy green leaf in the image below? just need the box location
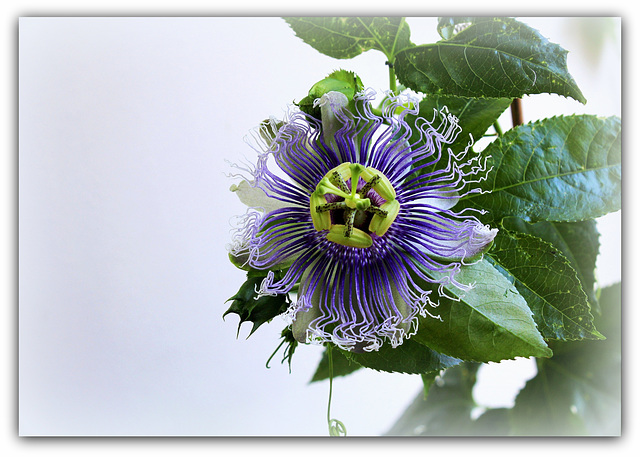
[395,17,586,103]
[487,229,602,341]
[463,115,622,223]
[310,346,361,382]
[343,338,461,375]
[283,17,413,60]
[412,259,552,362]
[502,217,600,313]
[510,283,621,436]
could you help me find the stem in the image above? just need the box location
[327,345,334,425]
[493,120,503,136]
[388,63,397,95]
[326,345,347,436]
[510,98,524,127]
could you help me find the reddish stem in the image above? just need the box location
[511,98,523,127]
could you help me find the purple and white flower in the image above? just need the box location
[229,89,497,352]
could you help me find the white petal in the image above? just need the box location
[229,180,289,213]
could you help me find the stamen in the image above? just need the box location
[366,206,388,218]
[344,209,356,237]
[330,171,350,194]
[358,175,380,195]
[316,202,348,212]
[361,167,396,200]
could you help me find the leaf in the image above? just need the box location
[510,283,621,436]
[502,217,600,313]
[463,115,622,223]
[486,229,603,341]
[385,363,481,435]
[412,259,552,362]
[395,17,586,103]
[283,17,413,60]
[310,347,362,382]
[223,271,290,337]
[343,338,461,375]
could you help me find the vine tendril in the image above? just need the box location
[327,345,347,436]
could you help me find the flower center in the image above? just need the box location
[310,163,400,248]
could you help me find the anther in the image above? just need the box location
[358,175,380,196]
[366,206,388,218]
[360,167,396,200]
[330,171,350,194]
[344,209,356,237]
[316,202,347,212]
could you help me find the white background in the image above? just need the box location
[6,3,630,453]
[17,16,621,437]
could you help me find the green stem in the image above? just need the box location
[326,345,347,436]
[388,63,397,95]
[493,120,503,136]
[327,345,334,425]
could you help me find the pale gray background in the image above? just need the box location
[18,17,621,436]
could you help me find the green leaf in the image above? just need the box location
[502,217,600,313]
[343,338,461,375]
[395,17,586,102]
[412,259,552,362]
[510,283,621,436]
[310,347,362,382]
[385,363,480,435]
[486,229,603,341]
[463,115,622,223]
[283,17,413,60]
[224,271,290,337]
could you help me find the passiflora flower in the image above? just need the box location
[228,89,497,352]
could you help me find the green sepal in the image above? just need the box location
[297,69,364,118]
[224,270,290,337]
[266,327,299,373]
